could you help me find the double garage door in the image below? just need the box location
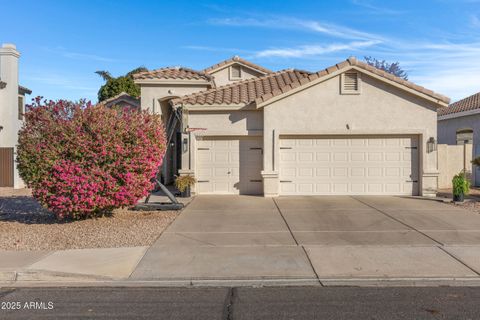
[195,135,419,196]
[279,135,419,195]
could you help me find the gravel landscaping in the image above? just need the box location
[0,188,179,251]
[437,187,480,214]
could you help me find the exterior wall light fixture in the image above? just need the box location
[427,137,436,153]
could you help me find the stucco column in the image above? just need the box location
[422,128,440,197]
[262,122,280,196]
[0,43,25,188]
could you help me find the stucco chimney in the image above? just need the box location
[0,43,20,89]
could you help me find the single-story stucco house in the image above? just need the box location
[0,43,31,188]
[134,56,450,197]
[438,91,480,185]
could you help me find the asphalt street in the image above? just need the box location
[1,286,480,319]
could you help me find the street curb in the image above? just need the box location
[320,277,480,287]
[0,271,16,282]
[4,277,480,288]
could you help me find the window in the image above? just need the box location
[230,65,242,79]
[340,71,361,94]
[18,96,24,120]
[456,128,473,145]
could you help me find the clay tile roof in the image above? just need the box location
[18,85,32,95]
[438,91,480,117]
[132,67,213,81]
[170,69,311,106]
[203,56,273,75]
[171,57,450,108]
[343,57,449,104]
[254,57,449,106]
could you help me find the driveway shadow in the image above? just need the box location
[0,196,57,224]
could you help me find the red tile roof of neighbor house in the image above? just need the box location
[171,57,450,107]
[132,67,213,82]
[170,69,311,106]
[18,85,31,95]
[97,92,140,108]
[438,91,480,116]
[203,56,273,75]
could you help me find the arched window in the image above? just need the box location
[456,128,473,145]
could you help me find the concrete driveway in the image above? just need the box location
[131,196,480,283]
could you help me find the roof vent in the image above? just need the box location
[341,71,361,94]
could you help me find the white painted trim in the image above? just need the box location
[438,108,480,120]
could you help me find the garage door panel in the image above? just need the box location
[316,152,330,161]
[351,152,365,161]
[279,135,419,195]
[196,137,263,195]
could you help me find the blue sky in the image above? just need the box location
[1,0,480,103]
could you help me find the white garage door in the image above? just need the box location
[196,136,263,195]
[279,135,419,195]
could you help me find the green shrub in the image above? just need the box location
[174,175,196,192]
[17,97,166,219]
[452,171,470,196]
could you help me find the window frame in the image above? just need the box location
[17,95,24,121]
[456,128,473,145]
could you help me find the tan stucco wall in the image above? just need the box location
[209,64,265,87]
[438,114,480,146]
[183,109,264,183]
[262,72,439,196]
[139,83,209,114]
[438,115,480,186]
[437,144,473,188]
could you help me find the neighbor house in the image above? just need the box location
[438,92,480,185]
[98,91,140,110]
[134,56,449,197]
[0,43,31,188]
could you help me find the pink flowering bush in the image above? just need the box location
[17,97,166,219]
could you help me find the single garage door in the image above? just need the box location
[196,136,263,195]
[279,135,419,195]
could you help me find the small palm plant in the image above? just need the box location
[452,171,470,202]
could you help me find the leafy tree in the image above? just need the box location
[95,67,148,102]
[364,56,408,80]
[17,97,166,219]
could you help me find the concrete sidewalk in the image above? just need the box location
[4,195,480,287]
[0,247,148,283]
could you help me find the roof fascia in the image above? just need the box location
[438,108,480,120]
